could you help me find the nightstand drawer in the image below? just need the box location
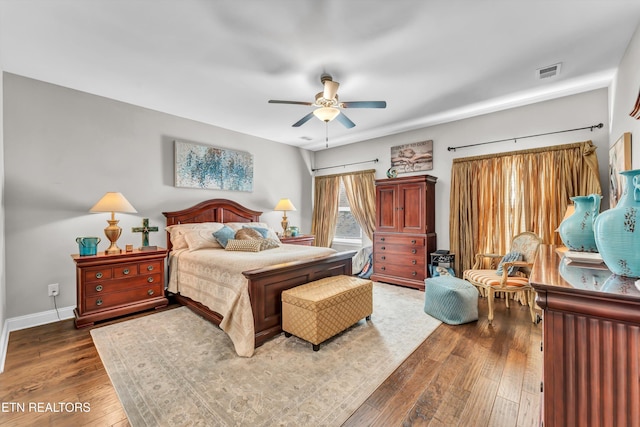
[113,263,139,278]
[140,260,162,273]
[84,283,164,312]
[84,267,113,282]
[84,273,163,296]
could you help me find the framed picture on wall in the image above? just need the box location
[609,132,631,208]
[390,140,433,174]
[174,140,254,192]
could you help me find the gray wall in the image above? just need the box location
[3,73,314,318]
[611,23,640,168]
[314,89,611,250]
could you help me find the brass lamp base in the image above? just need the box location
[104,219,123,254]
[281,214,289,237]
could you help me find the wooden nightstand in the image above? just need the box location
[72,248,169,328]
[279,234,315,246]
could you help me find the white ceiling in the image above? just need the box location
[1,1,640,151]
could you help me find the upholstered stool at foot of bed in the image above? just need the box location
[424,276,479,325]
[281,275,373,351]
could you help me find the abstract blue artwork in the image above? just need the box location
[174,140,253,192]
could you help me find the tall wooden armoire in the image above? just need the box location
[371,174,437,290]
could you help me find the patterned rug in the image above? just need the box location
[91,282,442,426]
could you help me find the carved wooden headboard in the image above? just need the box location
[162,199,262,251]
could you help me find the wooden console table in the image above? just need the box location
[530,245,640,427]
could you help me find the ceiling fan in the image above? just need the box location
[268,73,387,128]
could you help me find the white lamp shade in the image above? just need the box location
[313,107,340,122]
[90,192,137,213]
[274,198,297,212]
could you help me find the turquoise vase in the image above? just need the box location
[594,169,640,277]
[558,194,601,252]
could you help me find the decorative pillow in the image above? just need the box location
[183,229,222,251]
[260,238,280,251]
[242,225,269,238]
[166,223,223,250]
[225,239,262,252]
[212,225,236,248]
[234,227,263,240]
[226,222,281,243]
[496,251,523,276]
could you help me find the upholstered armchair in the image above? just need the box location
[463,231,542,324]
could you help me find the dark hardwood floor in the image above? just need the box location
[0,295,541,426]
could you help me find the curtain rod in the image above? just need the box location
[312,158,379,172]
[447,123,604,152]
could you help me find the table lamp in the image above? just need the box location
[274,198,297,236]
[90,192,137,254]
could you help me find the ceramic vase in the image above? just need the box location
[558,194,601,252]
[594,168,640,277]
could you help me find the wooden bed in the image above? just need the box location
[163,198,355,348]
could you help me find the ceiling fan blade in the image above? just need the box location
[269,100,313,106]
[292,112,315,127]
[323,80,339,100]
[336,112,356,128]
[340,101,387,108]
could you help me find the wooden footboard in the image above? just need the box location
[243,250,355,346]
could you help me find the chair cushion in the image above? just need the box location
[424,276,478,325]
[464,269,530,288]
[496,251,522,276]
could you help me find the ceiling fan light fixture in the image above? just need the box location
[313,107,340,122]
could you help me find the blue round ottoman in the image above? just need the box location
[424,276,478,325]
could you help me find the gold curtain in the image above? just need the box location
[341,170,377,241]
[450,140,601,273]
[311,174,341,247]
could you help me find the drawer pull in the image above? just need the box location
[147,289,154,296]
[381,266,386,271]
[95,272,103,279]
[412,260,417,265]
[380,237,385,242]
[96,299,103,306]
[412,249,417,254]
[412,271,417,276]
[147,265,154,271]
[123,268,130,275]
[381,256,386,260]
[411,239,416,244]
[95,285,103,292]
[147,277,154,283]
[380,246,386,250]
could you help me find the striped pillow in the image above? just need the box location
[496,251,523,276]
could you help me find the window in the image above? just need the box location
[334,180,362,243]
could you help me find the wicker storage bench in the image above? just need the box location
[281,275,373,351]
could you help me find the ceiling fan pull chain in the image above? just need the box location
[326,122,329,148]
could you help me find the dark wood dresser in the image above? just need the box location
[371,174,437,290]
[72,248,169,328]
[530,245,640,427]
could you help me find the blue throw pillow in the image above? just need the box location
[212,225,236,248]
[242,225,269,238]
[496,251,523,276]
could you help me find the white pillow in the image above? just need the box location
[183,229,223,251]
[165,222,224,250]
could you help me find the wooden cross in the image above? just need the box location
[132,218,159,247]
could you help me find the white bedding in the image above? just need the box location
[168,244,337,357]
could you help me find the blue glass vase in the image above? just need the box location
[594,169,640,277]
[558,194,601,252]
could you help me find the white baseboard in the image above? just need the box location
[0,305,75,373]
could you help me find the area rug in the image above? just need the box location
[91,282,442,426]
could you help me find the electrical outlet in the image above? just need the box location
[48,283,59,297]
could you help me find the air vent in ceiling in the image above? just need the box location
[537,63,562,80]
